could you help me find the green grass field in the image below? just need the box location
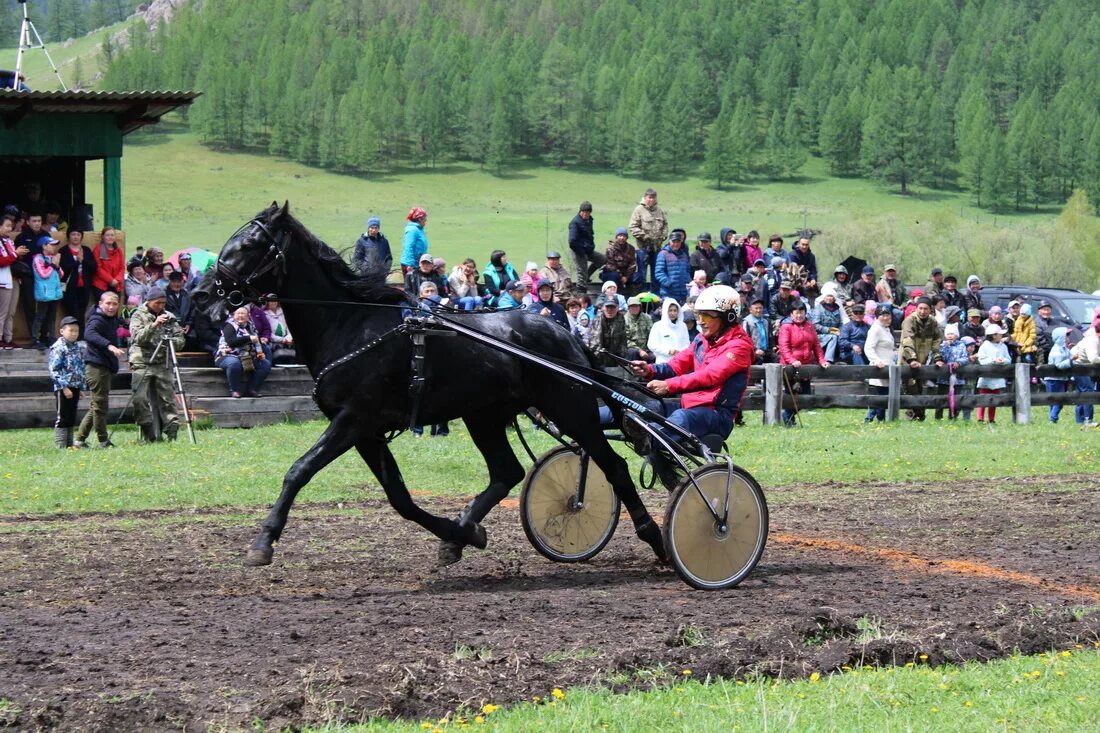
[2,412,1095,516]
[324,649,1100,732]
[74,128,1062,285]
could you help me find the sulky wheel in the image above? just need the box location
[662,462,768,590]
[520,446,621,563]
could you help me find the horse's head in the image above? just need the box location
[194,201,292,318]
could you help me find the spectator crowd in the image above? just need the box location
[5,185,1100,447]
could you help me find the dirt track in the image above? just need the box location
[1,475,1098,731]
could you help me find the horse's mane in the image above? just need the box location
[279,208,409,307]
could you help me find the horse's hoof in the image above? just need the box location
[244,547,274,566]
[636,521,668,564]
[438,541,464,567]
[465,522,488,550]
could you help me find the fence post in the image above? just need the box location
[764,363,782,426]
[887,365,901,422]
[1014,362,1031,425]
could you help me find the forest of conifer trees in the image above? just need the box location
[98,0,1100,214]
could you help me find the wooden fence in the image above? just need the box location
[742,363,1100,425]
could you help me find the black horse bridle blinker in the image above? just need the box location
[214,218,290,307]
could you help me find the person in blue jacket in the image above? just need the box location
[654,229,691,304]
[399,207,429,275]
[352,216,391,273]
[528,281,568,328]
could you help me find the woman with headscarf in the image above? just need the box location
[400,207,429,275]
[647,298,690,364]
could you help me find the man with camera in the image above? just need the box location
[129,287,185,443]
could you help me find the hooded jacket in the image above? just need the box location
[647,298,690,363]
[716,227,744,276]
[1012,314,1037,355]
[527,291,568,329]
[481,254,519,300]
[900,312,942,365]
[1046,328,1072,380]
[400,221,429,268]
[654,243,691,303]
[649,324,753,411]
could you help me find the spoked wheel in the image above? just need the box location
[662,462,768,590]
[520,446,621,563]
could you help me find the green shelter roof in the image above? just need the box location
[0,89,199,136]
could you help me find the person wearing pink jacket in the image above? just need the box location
[777,300,828,426]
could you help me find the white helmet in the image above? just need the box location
[693,285,740,322]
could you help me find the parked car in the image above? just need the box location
[980,286,1099,328]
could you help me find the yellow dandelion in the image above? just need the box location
[1060,651,1071,657]
[473,716,484,724]
[964,701,972,708]
[938,683,949,690]
[841,665,852,671]
[904,662,915,668]
[420,723,433,730]
[1075,644,1084,649]
[1056,671,1066,677]
[532,695,541,703]
[931,706,938,713]
[682,669,692,676]
[919,654,928,661]
[809,672,821,683]
[481,704,499,715]
[551,688,566,700]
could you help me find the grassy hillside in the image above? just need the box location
[1,19,127,90]
[87,128,1071,285]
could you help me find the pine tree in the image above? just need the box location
[818,96,861,175]
[727,98,759,181]
[702,108,735,190]
[982,127,1011,213]
[860,66,931,194]
[486,100,511,175]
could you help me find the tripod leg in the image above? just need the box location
[167,340,197,444]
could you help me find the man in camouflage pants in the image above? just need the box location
[129,287,185,443]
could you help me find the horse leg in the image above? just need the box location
[546,407,666,562]
[356,435,483,564]
[437,413,527,565]
[245,411,362,566]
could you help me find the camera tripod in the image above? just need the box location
[11,0,68,91]
[111,329,197,445]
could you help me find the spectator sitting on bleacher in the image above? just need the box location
[406,253,443,299]
[48,316,86,449]
[623,295,653,362]
[520,261,541,293]
[740,298,771,364]
[537,251,573,302]
[528,281,568,329]
[602,227,638,295]
[216,305,272,400]
[124,260,150,306]
[261,298,295,365]
[496,279,525,309]
[248,303,274,360]
[74,291,125,449]
[153,262,174,290]
[838,303,869,364]
[851,266,878,305]
[448,258,485,311]
[482,250,519,305]
[960,308,985,343]
[811,283,845,363]
[599,280,628,310]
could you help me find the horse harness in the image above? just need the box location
[311,316,454,432]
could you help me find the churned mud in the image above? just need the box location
[1,474,1097,730]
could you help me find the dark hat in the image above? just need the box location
[599,296,619,308]
[875,304,893,316]
[943,275,957,283]
[37,234,59,247]
[851,303,865,313]
[505,279,524,292]
[579,201,592,212]
[669,231,684,242]
[740,273,755,283]
[168,271,183,281]
[644,188,657,197]
[930,267,943,275]
[780,280,793,289]
[546,250,562,259]
[2,204,20,217]
[1037,301,1052,310]
[750,297,765,306]
[915,296,932,307]
[697,232,712,242]
[419,253,434,264]
[753,258,766,266]
[681,308,696,322]
[146,287,167,301]
[615,226,629,237]
[862,265,875,275]
[59,316,79,328]
[538,280,553,291]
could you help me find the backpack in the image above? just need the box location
[33,254,63,301]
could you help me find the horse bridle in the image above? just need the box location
[214,217,290,307]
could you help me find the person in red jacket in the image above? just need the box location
[629,285,753,486]
[778,301,829,426]
[90,227,125,302]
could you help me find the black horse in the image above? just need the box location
[194,203,665,567]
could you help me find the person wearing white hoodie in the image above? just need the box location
[647,298,690,364]
[1070,323,1099,425]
